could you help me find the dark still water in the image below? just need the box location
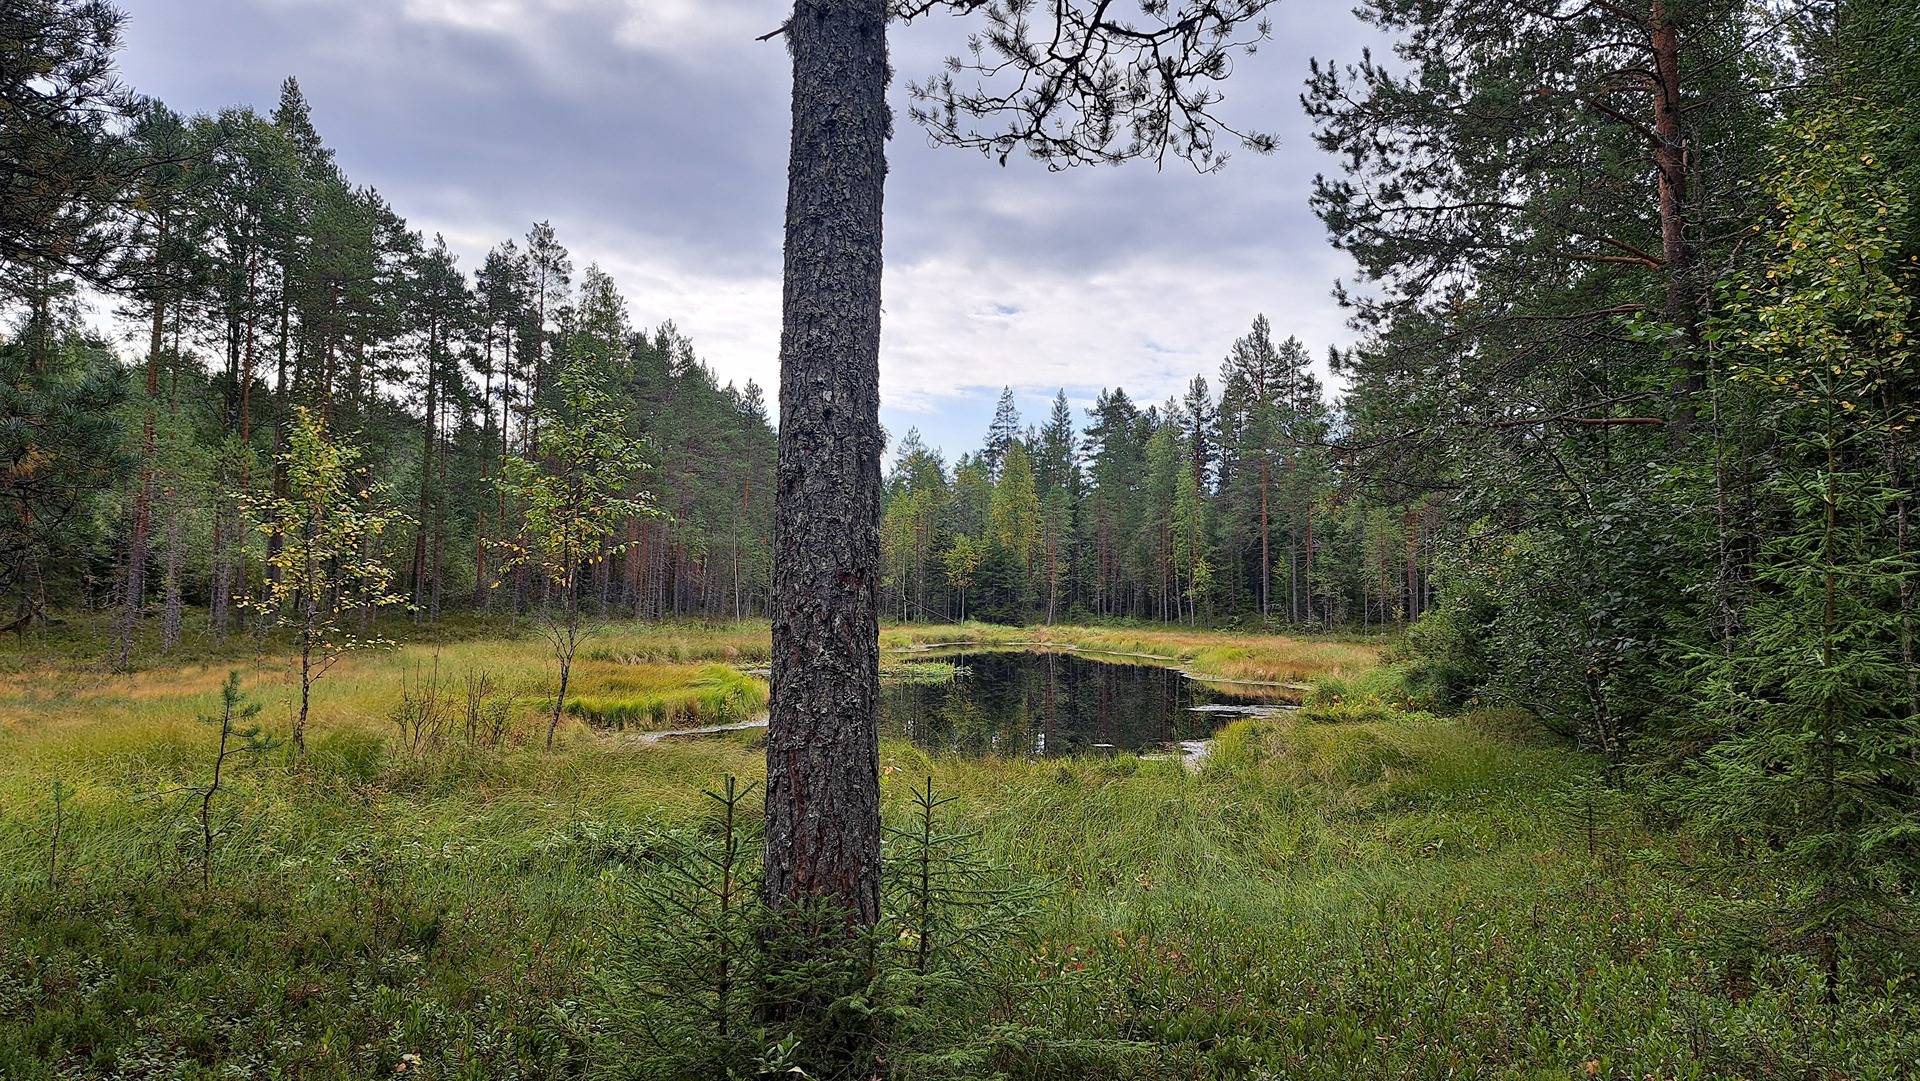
[879,650,1284,758]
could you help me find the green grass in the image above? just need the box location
[0,618,1913,1079]
[564,663,768,730]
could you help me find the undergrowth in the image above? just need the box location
[0,622,1914,1078]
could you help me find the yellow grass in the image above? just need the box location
[0,625,767,756]
[0,618,1375,781]
[879,621,1383,685]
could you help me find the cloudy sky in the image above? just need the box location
[113,1,1380,460]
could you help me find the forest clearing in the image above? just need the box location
[2,618,1913,1078]
[6,0,1919,1076]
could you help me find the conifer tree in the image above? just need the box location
[0,0,135,301]
[981,386,1021,479]
[112,102,207,668]
[1673,91,1919,998]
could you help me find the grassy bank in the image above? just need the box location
[882,620,1383,687]
[0,618,1912,1078]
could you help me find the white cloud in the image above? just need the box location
[411,198,1352,451]
[878,246,1352,417]
[398,0,543,34]
[614,1,767,53]
[393,0,765,56]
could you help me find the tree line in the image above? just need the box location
[882,316,1430,630]
[1,6,777,671]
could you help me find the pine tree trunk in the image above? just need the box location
[234,278,257,635]
[267,267,289,596]
[115,291,166,669]
[209,503,232,636]
[1259,461,1271,619]
[429,498,444,621]
[412,318,438,619]
[1404,506,1422,622]
[1649,1,1702,423]
[765,0,886,937]
[1304,512,1315,624]
[735,475,750,620]
[1288,538,1298,623]
[625,517,644,615]
[474,336,494,611]
[160,489,183,652]
[497,326,515,611]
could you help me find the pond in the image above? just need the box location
[880,649,1293,758]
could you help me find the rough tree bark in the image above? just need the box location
[1648,0,1702,424]
[411,314,438,618]
[764,0,888,931]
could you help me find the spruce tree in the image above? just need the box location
[982,386,1021,479]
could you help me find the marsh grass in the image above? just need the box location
[880,621,1383,685]
[0,618,1913,1078]
[564,662,767,730]
[580,620,772,665]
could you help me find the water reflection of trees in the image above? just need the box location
[882,651,1267,757]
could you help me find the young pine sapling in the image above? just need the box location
[46,777,69,890]
[197,671,272,889]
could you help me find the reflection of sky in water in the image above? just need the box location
[881,651,1281,758]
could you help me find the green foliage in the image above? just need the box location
[0,16,781,667]
[495,358,651,747]
[0,0,133,299]
[879,314,1365,630]
[1300,664,1428,725]
[600,773,1043,1081]
[599,776,767,1077]
[2,0,1919,1073]
[0,327,129,626]
[1307,0,1920,984]
[1663,94,1920,995]
[252,407,404,620]
[941,533,982,621]
[495,361,650,601]
[1395,594,1487,710]
[248,406,407,752]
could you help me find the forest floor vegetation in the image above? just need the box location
[0,616,1912,1079]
